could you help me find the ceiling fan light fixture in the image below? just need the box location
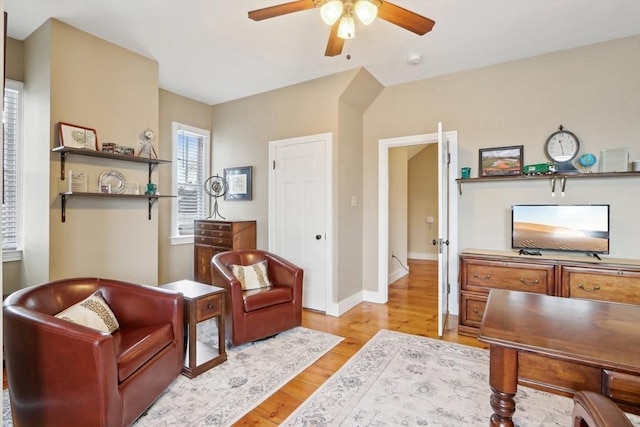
[337,15,356,39]
[354,0,379,25]
[320,0,344,25]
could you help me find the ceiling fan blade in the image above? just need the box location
[377,1,435,35]
[325,21,345,57]
[248,0,317,21]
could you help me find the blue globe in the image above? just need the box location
[579,153,596,168]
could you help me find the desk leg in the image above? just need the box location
[488,346,518,427]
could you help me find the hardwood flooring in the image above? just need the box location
[2,260,487,424]
[234,259,487,426]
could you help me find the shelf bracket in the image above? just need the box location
[60,152,68,180]
[457,181,463,196]
[148,197,157,220]
[551,176,568,197]
[61,194,68,222]
[148,163,158,184]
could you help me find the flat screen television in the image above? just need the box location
[512,204,610,254]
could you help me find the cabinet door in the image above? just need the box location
[561,266,640,304]
[194,244,215,284]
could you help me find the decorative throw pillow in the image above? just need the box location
[230,260,273,291]
[54,290,120,333]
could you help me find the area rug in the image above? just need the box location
[2,323,342,427]
[282,329,640,427]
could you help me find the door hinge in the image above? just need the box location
[446,282,450,294]
[273,160,276,170]
[447,152,451,165]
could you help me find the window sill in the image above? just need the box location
[3,250,23,262]
[170,235,194,246]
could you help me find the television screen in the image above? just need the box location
[512,204,610,254]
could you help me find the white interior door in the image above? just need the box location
[269,134,329,312]
[436,122,450,336]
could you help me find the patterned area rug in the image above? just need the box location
[3,324,342,427]
[282,329,640,427]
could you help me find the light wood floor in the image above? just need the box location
[234,259,487,426]
[2,260,488,424]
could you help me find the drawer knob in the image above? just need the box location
[519,278,540,286]
[472,308,484,316]
[577,284,601,292]
[207,304,214,309]
[473,273,491,281]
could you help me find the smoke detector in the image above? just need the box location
[407,53,423,65]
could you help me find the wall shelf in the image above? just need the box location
[455,171,640,195]
[52,146,174,222]
[52,146,171,183]
[59,192,175,222]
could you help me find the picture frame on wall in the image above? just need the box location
[479,145,523,177]
[58,122,98,150]
[224,166,252,201]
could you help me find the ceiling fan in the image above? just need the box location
[248,0,435,57]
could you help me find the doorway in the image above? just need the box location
[377,130,459,316]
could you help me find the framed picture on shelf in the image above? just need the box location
[224,166,252,201]
[58,122,98,150]
[479,145,523,177]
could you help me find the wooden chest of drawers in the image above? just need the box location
[459,250,640,337]
[459,255,556,337]
[194,220,256,284]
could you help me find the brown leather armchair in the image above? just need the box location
[3,277,184,427]
[573,391,633,427]
[211,250,303,346]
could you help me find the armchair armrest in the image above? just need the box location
[265,252,303,289]
[573,391,633,427]
[4,305,120,418]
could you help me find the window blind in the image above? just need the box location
[176,129,207,236]
[3,81,22,252]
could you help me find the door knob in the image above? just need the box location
[316,235,322,240]
[432,239,437,246]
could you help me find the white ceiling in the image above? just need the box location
[4,1,640,105]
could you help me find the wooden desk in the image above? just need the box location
[478,289,640,427]
[161,280,227,378]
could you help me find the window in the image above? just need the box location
[171,122,209,244]
[3,80,23,260]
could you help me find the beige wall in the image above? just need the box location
[408,144,438,260]
[6,37,23,82]
[157,89,214,284]
[388,147,408,281]
[48,20,160,284]
[363,35,640,295]
[18,20,52,293]
[2,19,163,293]
[211,69,381,308]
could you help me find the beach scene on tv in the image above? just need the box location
[512,205,609,253]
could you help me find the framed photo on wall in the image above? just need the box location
[224,166,252,201]
[479,145,523,177]
[58,122,98,150]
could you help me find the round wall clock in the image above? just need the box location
[545,125,580,163]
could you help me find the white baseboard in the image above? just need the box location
[363,289,386,304]
[388,268,408,285]
[408,251,438,261]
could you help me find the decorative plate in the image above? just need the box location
[99,169,127,194]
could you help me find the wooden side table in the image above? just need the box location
[161,280,227,378]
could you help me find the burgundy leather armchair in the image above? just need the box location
[3,277,184,427]
[211,250,303,346]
